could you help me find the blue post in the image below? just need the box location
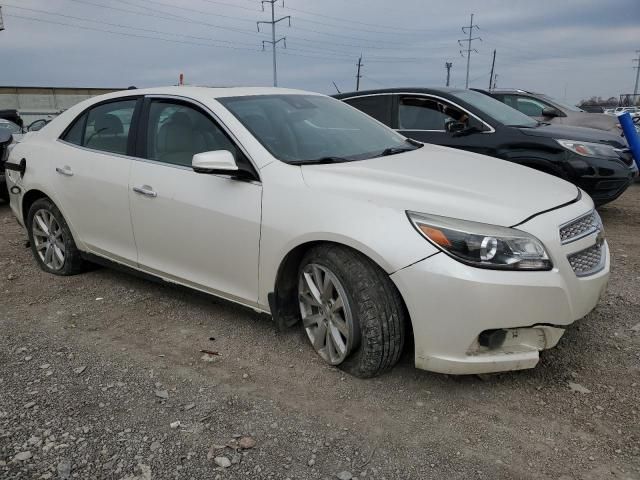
[618,112,640,169]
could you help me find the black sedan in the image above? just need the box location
[334,88,638,206]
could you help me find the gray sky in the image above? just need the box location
[1,0,639,104]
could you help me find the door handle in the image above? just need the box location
[55,166,73,177]
[133,185,157,198]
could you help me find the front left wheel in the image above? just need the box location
[297,244,406,378]
[27,198,85,275]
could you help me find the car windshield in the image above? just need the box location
[218,94,417,163]
[0,120,22,135]
[451,90,538,127]
[539,94,583,112]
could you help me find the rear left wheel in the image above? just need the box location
[27,198,85,275]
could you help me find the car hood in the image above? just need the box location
[518,124,626,148]
[300,143,579,227]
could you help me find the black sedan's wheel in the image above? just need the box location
[298,244,406,378]
[27,198,85,275]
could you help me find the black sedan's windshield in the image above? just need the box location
[218,94,419,164]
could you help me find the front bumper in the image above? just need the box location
[569,154,638,206]
[391,198,609,375]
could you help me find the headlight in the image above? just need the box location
[556,139,618,158]
[407,212,552,271]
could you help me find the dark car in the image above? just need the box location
[334,88,638,206]
[473,89,621,134]
[0,128,14,201]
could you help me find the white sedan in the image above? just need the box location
[4,87,609,377]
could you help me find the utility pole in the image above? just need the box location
[356,55,363,91]
[458,13,481,89]
[633,50,640,99]
[488,49,496,90]
[0,6,5,32]
[492,74,498,90]
[257,0,290,87]
[445,62,452,87]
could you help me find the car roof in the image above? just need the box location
[333,87,467,99]
[90,86,322,103]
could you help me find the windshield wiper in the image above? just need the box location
[288,156,353,165]
[374,139,424,157]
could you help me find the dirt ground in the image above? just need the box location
[1,185,639,480]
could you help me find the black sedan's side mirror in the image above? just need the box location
[541,106,560,117]
[445,120,467,134]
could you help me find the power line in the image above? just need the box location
[257,0,290,87]
[458,13,481,89]
[3,13,262,52]
[2,4,257,47]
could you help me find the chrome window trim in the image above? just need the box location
[341,92,496,134]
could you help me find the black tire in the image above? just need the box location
[298,244,406,378]
[26,198,85,275]
[0,182,8,202]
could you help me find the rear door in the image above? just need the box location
[53,97,141,264]
[128,96,262,305]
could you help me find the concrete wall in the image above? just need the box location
[0,87,120,125]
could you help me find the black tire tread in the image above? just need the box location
[300,244,406,378]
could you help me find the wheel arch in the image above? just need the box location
[21,188,51,224]
[269,239,412,342]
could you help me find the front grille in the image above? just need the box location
[567,243,605,277]
[559,211,601,244]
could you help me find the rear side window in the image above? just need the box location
[399,97,460,130]
[344,95,392,126]
[61,113,85,146]
[62,99,137,155]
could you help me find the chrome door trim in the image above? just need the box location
[341,92,496,134]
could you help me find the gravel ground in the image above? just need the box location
[0,185,639,480]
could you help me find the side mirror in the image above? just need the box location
[27,119,48,132]
[445,120,467,133]
[192,150,239,174]
[0,130,13,146]
[541,106,559,117]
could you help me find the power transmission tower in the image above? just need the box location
[492,74,498,90]
[458,13,481,89]
[356,55,363,91]
[445,62,452,87]
[489,49,496,90]
[633,50,640,98]
[257,0,291,87]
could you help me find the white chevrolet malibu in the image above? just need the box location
[4,87,609,377]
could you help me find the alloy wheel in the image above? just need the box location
[32,209,66,271]
[298,263,354,365]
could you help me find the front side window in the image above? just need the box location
[83,100,137,155]
[144,100,239,167]
[502,95,548,117]
[218,94,415,163]
[399,97,467,131]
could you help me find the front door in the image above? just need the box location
[128,97,262,305]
